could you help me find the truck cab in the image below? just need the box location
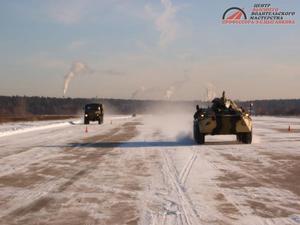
[84,103,104,124]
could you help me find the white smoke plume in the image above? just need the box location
[164,74,189,99]
[164,86,175,99]
[63,61,92,95]
[131,74,189,100]
[204,82,217,101]
[131,86,146,99]
[131,86,164,99]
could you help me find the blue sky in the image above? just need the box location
[0,0,299,100]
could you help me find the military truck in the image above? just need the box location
[84,103,104,125]
[193,92,252,144]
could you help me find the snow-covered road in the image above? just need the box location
[0,115,299,225]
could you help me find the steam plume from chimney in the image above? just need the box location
[164,74,189,100]
[131,86,146,99]
[205,82,217,101]
[63,61,92,95]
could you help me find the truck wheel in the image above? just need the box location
[241,132,252,144]
[194,123,205,144]
[98,117,103,124]
[84,118,89,125]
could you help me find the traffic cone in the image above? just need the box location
[85,126,88,133]
[288,125,291,132]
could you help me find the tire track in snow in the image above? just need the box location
[179,150,197,186]
[160,148,200,225]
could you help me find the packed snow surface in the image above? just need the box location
[0,115,299,225]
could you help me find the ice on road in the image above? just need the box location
[0,115,299,225]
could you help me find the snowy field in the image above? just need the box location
[0,115,299,225]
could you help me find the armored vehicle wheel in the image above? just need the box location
[194,123,205,144]
[84,118,89,125]
[236,134,242,142]
[241,132,252,144]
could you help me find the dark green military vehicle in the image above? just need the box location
[84,103,104,125]
[193,92,252,144]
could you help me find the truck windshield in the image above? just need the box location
[85,105,100,110]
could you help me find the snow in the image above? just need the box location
[132,115,300,224]
[0,115,299,224]
[0,115,133,138]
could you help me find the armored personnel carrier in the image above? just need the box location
[193,92,252,144]
[84,103,104,125]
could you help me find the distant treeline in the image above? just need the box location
[240,99,300,116]
[0,96,198,116]
[0,96,300,116]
